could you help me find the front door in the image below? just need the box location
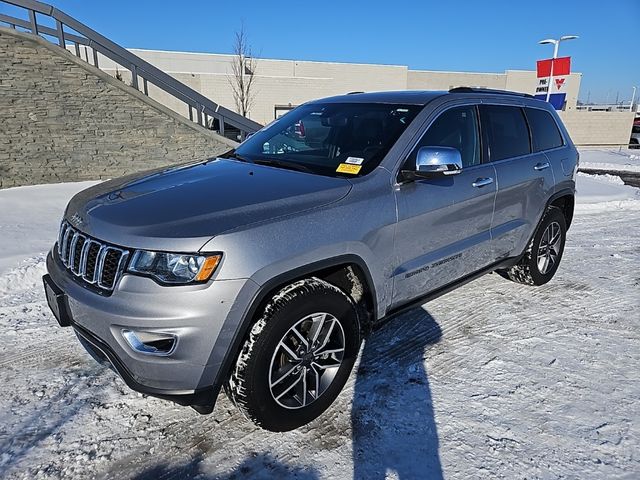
[391,105,497,308]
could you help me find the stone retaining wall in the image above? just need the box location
[0,27,235,189]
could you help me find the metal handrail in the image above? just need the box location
[0,0,262,139]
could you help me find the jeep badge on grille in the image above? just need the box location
[69,213,84,228]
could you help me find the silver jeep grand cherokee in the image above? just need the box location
[43,88,578,431]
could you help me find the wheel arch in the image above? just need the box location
[547,189,575,229]
[213,255,377,390]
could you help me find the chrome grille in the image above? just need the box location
[57,221,130,292]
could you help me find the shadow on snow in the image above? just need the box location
[132,451,320,480]
[351,307,443,479]
[120,306,444,479]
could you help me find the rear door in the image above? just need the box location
[525,106,574,188]
[391,104,497,307]
[480,104,555,260]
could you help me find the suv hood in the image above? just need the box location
[65,159,352,251]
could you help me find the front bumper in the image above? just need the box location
[45,250,259,410]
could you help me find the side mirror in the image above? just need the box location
[413,146,463,178]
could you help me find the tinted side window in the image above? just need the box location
[410,106,481,168]
[480,105,531,161]
[525,107,564,151]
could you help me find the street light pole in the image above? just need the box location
[631,86,637,112]
[538,35,578,103]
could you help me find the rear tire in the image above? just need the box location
[498,207,566,286]
[225,278,361,432]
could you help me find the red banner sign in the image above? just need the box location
[536,56,571,78]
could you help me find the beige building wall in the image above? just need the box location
[80,47,409,125]
[67,46,633,146]
[408,69,582,112]
[84,47,585,125]
[408,70,506,90]
[558,111,635,146]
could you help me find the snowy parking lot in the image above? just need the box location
[0,150,639,479]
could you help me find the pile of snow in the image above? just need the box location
[0,181,98,276]
[575,172,640,212]
[578,148,640,173]
[0,257,47,298]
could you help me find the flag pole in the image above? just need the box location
[545,41,559,103]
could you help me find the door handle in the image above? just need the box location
[534,162,550,171]
[472,177,493,188]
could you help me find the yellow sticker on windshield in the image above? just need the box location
[336,163,362,174]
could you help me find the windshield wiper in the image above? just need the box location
[254,159,314,174]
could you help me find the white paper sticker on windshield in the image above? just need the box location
[345,157,364,165]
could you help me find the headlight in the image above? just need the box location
[128,251,221,285]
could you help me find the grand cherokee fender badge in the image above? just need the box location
[405,252,463,278]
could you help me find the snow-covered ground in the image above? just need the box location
[579,148,640,173]
[0,151,639,479]
[576,173,640,212]
[0,181,98,278]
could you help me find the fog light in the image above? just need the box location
[122,329,177,356]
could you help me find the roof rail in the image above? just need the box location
[449,87,534,98]
[346,91,364,95]
[0,0,262,140]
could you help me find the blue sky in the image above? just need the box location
[2,0,638,103]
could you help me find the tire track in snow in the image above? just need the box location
[414,219,640,477]
[0,365,110,479]
[0,337,77,369]
[0,300,77,369]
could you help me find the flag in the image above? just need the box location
[534,56,570,110]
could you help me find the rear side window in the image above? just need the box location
[480,105,531,161]
[525,108,564,151]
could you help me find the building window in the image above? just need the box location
[274,104,297,119]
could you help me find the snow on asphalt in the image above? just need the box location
[0,152,639,479]
[0,181,98,277]
[579,148,640,173]
[576,173,640,212]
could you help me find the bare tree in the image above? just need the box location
[228,24,258,118]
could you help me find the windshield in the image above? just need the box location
[228,102,422,177]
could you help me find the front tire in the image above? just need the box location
[226,278,361,432]
[498,207,567,286]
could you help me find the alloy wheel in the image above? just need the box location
[268,312,345,409]
[537,221,562,274]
